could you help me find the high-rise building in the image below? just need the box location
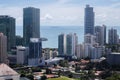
[84,5,94,35]
[84,34,96,45]
[16,46,29,65]
[0,16,16,51]
[95,25,106,45]
[108,28,119,44]
[0,33,7,64]
[28,38,42,66]
[76,44,84,59]
[66,33,78,56]
[91,46,105,59]
[84,43,93,58]
[58,34,66,55]
[23,7,40,46]
[103,25,107,45]
[16,35,23,46]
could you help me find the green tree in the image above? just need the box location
[41,75,47,80]
[26,74,34,80]
[59,60,68,67]
[105,73,120,80]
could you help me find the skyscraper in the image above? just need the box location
[108,28,119,44]
[23,7,40,46]
[95,25,106,45]
[0,16,16,51]
[58,34,66,56]
[84,5,94,35]
[0,33,7,64]
[66,33,78,56]
[28,38,42,66]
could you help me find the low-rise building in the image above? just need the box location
[8,46,29,65]
[107,52,120,65]
[42,48,58,60]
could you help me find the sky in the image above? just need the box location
[0,0,120,27]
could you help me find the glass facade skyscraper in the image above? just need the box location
[23,7,40,46]
[29,38,42,59]
[84,5,94,35]
[0,16,16,51]
[58,34,66,55]
[28,38,42,66]
[66,33,78,56]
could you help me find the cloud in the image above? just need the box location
[41,14,53,21]
[57,0,71,4]
[110,2,120,8]
[0,0,120,27]
[0,6,23,26]
[94,5,120,26]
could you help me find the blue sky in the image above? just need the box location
[0,0,120,27]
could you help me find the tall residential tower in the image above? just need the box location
[108,28,119,44]
[66,33,78,56]
[95,25,106,45]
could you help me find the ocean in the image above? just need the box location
[41,26,84,48]
[16,26,120,48]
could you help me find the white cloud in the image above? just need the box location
[41,14,53,21]
[95,5,120,26]
[0,6,23,26]
[57,0,71,4]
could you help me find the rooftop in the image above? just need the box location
[111,52,120,55]
[0,63,19,76]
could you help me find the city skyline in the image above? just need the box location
[0,1,120,48]
[0,0,120,27]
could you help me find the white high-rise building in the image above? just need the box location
[84,43,93,58]
[108,28,119,44]
[84,34,97,45]
[76,44,84,59]
[66,33,78,56]
[91,46,105,59]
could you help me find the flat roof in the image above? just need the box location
[111,52,120,55]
